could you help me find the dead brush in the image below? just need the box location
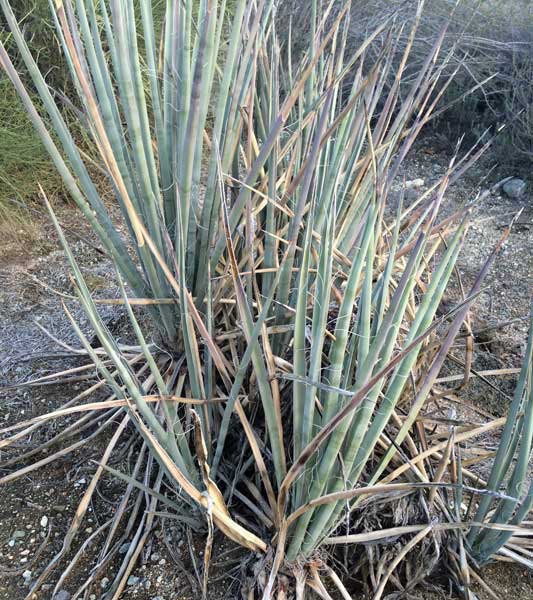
[1,0,532,598]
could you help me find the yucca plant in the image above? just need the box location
[2,0,531,598]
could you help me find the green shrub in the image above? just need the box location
[0,77,63,217]
[0,0,65,223]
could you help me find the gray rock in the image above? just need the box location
[127,575,140,586]
[405,178,425,189]
[55,591,71,600]
[12,530,25,539]
[100,577,110,589]
[503,178,527,199]
[22,570,32,582]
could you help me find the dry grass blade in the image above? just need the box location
[374,526,432,600]
[26,414,129,597]
[129,404,267,552]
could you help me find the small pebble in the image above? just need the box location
[405,178,425,189]
[119,543,130,554]
[22,570,32,582]
[100,577,110,589]
[127,575,140,586]
[40,516,48,528]
[502,177,526,199]
[12,531,25,539]
[56,591,71,600]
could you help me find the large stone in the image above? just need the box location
[502,178,527,199]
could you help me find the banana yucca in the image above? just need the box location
[1,0,531,597]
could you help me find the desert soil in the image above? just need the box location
[0,140,532,599]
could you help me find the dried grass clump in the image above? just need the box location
[280,0,533,170]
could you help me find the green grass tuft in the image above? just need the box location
[0,78,63,215]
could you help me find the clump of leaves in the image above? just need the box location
[468,304,533,566]
[1,0,532,598]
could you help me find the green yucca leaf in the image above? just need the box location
[469,303,533,561]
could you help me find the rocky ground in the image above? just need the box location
[0,139,532,599]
